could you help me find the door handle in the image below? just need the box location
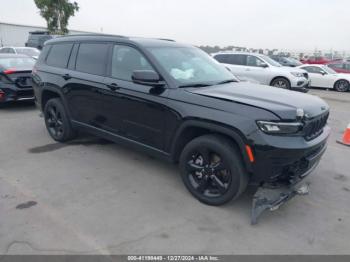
[106,82,120,91]
[62,74,71,80]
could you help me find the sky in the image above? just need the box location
[1,0,349,52]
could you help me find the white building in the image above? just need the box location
[0,21,93,47]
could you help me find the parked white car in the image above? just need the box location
[0,47,40,60]
[212,52,310,92]
[298,64,350,92]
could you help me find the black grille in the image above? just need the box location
[303,73,309,79]
[303,112,329,141]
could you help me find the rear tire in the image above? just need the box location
[271,77,291,89]
[179,135,248,206]
[334,80,349,92]
[44,98,76,142]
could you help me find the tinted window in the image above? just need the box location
[0,48,8,53]
[111,45,153,81]
[214,54,229,63]
[302,66,324,74]
[227,54,246,65]
[329,63,343,69]
[46,44,73,68]
[247,55,266,67]
[76,43,109,75]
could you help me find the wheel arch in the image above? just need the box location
[333,79,350,91]
[270,76,291,87]
[170,120,253,172]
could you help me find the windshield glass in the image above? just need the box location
[16,48,40,57]
[0,57,36,70]
[286,57,302,65]
[322,66,337,74]
[260,55,282,67]
[148,46,234,86]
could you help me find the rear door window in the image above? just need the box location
[227,54,247,65]
[46,43,73,68]
[75,43,109,76]
[214,54,229,63]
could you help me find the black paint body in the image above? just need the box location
[32,35,330,186]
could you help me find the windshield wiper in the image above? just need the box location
[216,79,238,85]
[178,83,213,88]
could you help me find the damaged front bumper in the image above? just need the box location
[251,182,309,225]
[251,141,327,225]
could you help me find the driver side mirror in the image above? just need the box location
[259,63,268,68]
[132,70,165,86]
[319,70,327,75]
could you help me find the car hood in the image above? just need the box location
[187,82,329,120]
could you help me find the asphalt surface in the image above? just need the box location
[0,89,349,255]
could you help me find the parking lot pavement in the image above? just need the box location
[0,90,349,255]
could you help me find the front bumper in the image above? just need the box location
[0,87,34,103]
[290,77,310,93]
[248,126,329,224]
[250,125,330,186]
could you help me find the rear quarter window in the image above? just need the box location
[46,43,73,68]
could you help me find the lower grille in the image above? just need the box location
[303,112,329,141]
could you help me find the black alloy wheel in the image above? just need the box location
[44,98,76,142]
[179,135,248,206]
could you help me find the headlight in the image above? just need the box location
[291,72,304,77]
[257,121,303,134]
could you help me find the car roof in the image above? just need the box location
[0,54,31,58]
[45,34,190,48]
[212,51,265,57]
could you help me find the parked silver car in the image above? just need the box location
[213,52,310,92]
[0,47,40,60]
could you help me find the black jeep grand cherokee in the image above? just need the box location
[32,35,330,223]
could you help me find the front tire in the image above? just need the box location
[334,80,349,92]
[271,77,291,89]
[179,135,248,206]
[44,98,76,142]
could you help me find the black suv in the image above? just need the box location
[32,35,330,223]
[25,31,56,50]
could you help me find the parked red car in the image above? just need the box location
[301,56,332,64]
[327,62,350,74]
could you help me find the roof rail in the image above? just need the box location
[157,38,175,42]
[60,33,128,38]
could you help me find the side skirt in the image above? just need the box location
[71,120,172,162]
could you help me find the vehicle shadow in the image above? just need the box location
[0,101,37,112]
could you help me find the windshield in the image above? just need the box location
[0,57,36,70]
[147,46,234,86]
[322,66,337,74]
[16,48,40,57]
[260,55,282,67]
[286,57,302,65]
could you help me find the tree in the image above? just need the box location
[34,0,79,34]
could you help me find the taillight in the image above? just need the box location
[0,90,5,100]
[3,68,16,75]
